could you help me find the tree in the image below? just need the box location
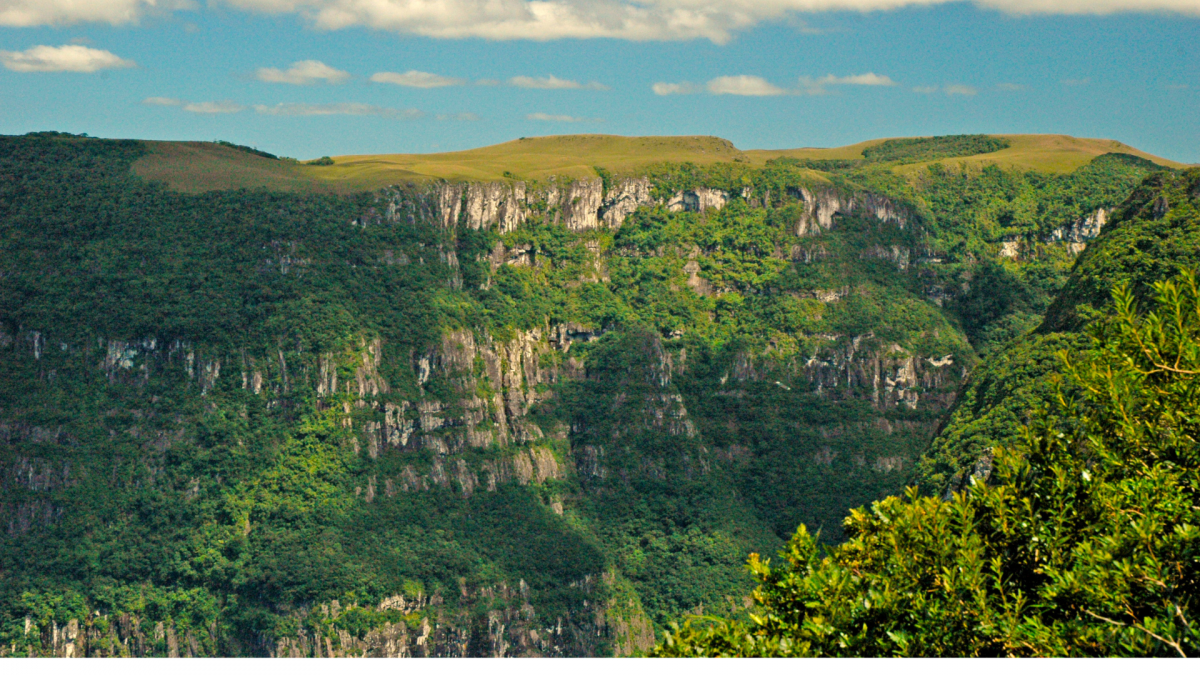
[655,273,1200,657]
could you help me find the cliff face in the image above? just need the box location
[428,177,657,234]
[797,186,910,236]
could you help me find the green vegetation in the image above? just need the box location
[215,140,279,160]
[655,273,1200,656]
[860,135,1010,164]
[920,168,1200,492]
[0,130,1188,656]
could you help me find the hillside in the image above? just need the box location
[130,133,1189,194]
[918,167,1200,494]
[0,130,1184,657]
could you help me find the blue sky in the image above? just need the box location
[1,1,1197,161]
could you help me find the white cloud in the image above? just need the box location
[706,75,786,96]
[0,44,135,72]
[658,72,894,96]
[821,72,896,86]
[144,97,245,113]
[256,60,350,85]
[184,100,245,113]
[253,102,423,118]
[509,75,608,90]
[437,112,480,120]
[371,70,464,87]
[912,85,939,93]
[0,0,190,27]
[997,82,1025,91]
[652,81,700,95]
[526,112,601,122]
[4,1,1200,40]
[797,72,897,94]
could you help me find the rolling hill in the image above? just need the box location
[130,133,1191,194]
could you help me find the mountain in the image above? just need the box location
[0,131,1183,657]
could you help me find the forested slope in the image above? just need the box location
[919,168,1200,494]
[0,132,1169,656]
[655,169,1200,657]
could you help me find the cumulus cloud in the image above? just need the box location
[0,44,135,72]
[526,112,602,122]
[706,75,786,96]
[0,0,187,27]
[5,1,1200,41]
[256,60,350,85]
[143,96,244,113]
[509,75,608,90]
[253,102,423,118]
[371,70,464,87]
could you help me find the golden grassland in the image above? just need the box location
[131,134,1192,194]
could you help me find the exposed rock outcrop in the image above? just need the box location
[599,178,654,228]
[666,187,728,213]
[796,187,909,236]
[1048,207,1108,254]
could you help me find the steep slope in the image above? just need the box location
[919,168,1200,494]
[0,131,1171,656]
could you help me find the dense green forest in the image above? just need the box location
[0,132,1180,656]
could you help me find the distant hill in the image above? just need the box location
[130,133,1191,194]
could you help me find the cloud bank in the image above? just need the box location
[0,44,135,72]
[5,1,1197,42]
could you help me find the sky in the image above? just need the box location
[0,1,1198,161]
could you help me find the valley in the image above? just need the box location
[0,131,1193,657]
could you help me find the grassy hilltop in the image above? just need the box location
[131,133,1190,194]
